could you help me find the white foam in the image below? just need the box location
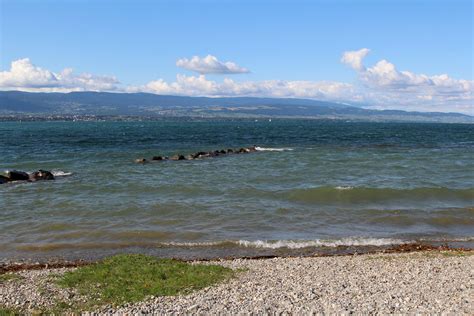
[51,170,73,177]
[237,238,407,249]
[335,186,354,190]
[255,146,293,152]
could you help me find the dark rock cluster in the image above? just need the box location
[135,146,258,164]
[0,170,55,184]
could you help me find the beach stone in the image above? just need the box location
[6,170,30,181]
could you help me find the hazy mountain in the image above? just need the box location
[0,91,471,123]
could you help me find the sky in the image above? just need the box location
[0,0,472,114]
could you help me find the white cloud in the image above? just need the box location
[341,48,370,71]
[176,55,250,74]
[1,54,472,114]
[128,74,354,100]
[341,49,473,113]
[0,58,120,92]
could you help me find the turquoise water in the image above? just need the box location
[1,120,473,260]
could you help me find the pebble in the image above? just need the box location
[0,252,472,314]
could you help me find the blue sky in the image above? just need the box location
[0,0,472,113]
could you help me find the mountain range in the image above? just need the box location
[0,91,471,123]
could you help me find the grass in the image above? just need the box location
[0,273,22,283]
[0,306,20,316]
[57,254,233,308]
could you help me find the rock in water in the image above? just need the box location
[0,175,11,184]
[30,170,55,181]
[178,155,186,160]
[6,170,29,181]
[152,156,164,161]
[135,158,147,163]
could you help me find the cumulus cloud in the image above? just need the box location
[0,58,120,92]
[176,55,250,74]
[127,74,354,100]
[341,49,473,113]
[1,54,472,114]
[341,48,370,71]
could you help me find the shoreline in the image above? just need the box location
[1,242,471,273]
[1,249,472,314]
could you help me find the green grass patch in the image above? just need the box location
[0,306,20,316]
[57,254,233,308]
[438,250,473,257]
[0,273,22,283]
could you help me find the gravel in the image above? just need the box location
[1,251,472,314]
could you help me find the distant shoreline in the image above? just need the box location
[0,114,473,124]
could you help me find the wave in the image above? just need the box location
[51,170,73,177]
[255,146,293,152]
[287,186,474,204]
[335,186,354,190]
[163,237,408,249]
[236,238,408,249]
[12,236,473,252]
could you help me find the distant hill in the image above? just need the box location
[0,91,471,123]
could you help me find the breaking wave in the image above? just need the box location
[51,170,73,177]
[255,146,294,152]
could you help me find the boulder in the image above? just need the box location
[248,146,257,152]
[178,155,186,160]
[0,175,11,184]
[227,148,234,153]
[6,170,29,181]
[170,155,180,161]
[30,170,55,181]
[220,149,226,154]
[135,158,147,163]
[238,147,250,153]
[192,151,208,159]
[152,156,164,161]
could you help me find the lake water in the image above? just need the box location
[1,120,473,261]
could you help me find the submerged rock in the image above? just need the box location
[140,146,259,164]
[135,158,147,164]
[30,170,55,181]
[0,175,10,184]
[1,169,58,184]
[6,170,29,181]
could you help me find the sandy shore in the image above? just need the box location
[1,251,472,314]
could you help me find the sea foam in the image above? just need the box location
[255,146,293,152]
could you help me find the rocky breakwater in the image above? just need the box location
[0,169,55,184]
[135,146,258,164]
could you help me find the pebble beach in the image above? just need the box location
[1,251,472,314]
